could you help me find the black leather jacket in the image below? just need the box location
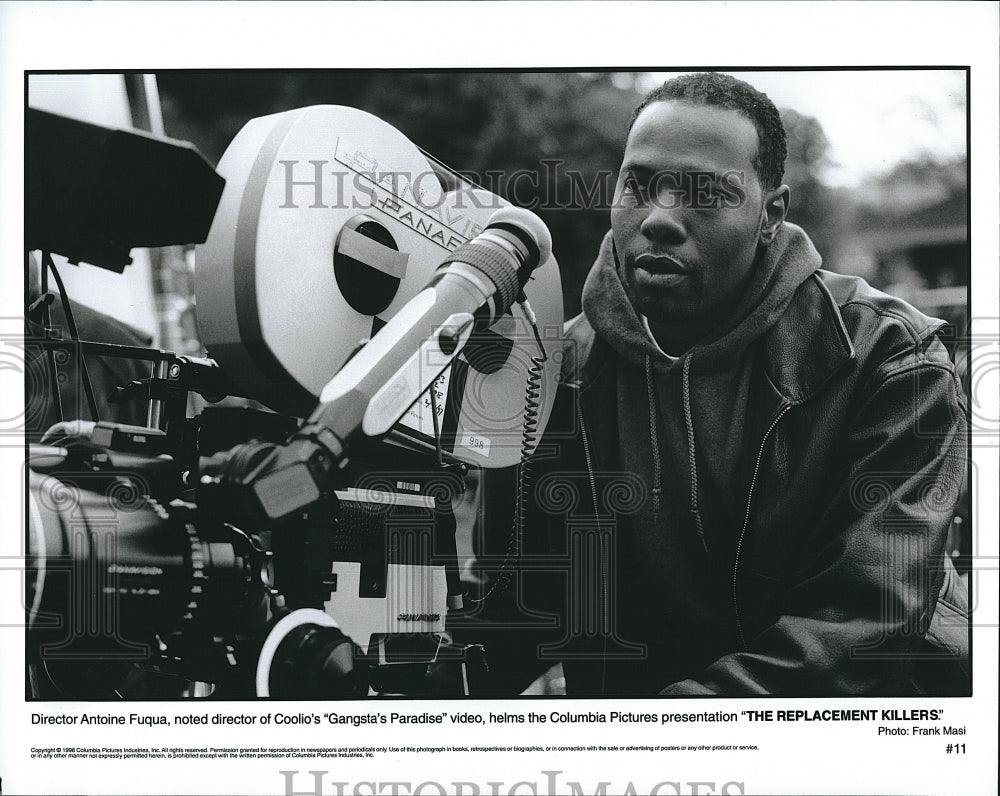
[479,269,969,696]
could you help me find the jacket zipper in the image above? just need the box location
[577,398,608,687]
[733,403,791,651]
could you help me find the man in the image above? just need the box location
[478,72,969,696]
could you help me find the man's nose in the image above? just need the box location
[639,196,686,242]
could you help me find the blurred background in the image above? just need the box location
[156,69,968,328]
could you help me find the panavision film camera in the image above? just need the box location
[25,106,563,699]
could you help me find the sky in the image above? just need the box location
[639,70,967,188]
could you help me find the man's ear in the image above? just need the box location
[759,184,790,245]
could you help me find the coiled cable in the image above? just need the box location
[468,295,547,604]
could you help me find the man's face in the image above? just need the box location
[611,101,769,331]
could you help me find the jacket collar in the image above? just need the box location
[759,271,856,405]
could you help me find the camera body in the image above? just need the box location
[27,409,483,698]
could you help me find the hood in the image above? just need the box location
[578,222,822,553]
[581,222,822,372]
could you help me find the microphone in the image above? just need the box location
[313,206,552,441]
[240,207,552,523]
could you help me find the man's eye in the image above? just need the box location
[686,183,727,210]
[623,179,649,197]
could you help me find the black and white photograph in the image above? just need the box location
[20,65,974,699]
[1,3,997,796]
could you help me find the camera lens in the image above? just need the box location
[256,609,368,698]
[27,468,266,674]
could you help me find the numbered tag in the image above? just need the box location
[459,431,492,459]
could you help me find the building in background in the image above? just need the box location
[861,193,969,328]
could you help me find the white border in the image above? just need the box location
[1,3,997,795]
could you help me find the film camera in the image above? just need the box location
[25,105,563,699]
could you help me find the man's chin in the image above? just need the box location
[634,299,693,324]
[628,284,696,321]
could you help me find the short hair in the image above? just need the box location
[628,72,787,191]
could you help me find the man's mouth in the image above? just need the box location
[633,253,688,288]
[634,253,687,274]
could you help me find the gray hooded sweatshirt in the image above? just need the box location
[574,222,821,693]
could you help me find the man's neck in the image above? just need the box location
[640,315,680,360]
[646,317,711,356]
